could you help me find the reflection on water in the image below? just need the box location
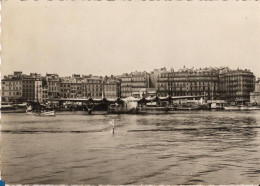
[1,111,260,184]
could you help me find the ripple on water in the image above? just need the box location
[1,111,260,184]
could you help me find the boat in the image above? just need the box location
[1,104,27,113]
[34,110,55,116]
[175,104,201,111]
[138,106,170,114]
[26,101,55,116]
[247,106,260,111]
[240,106,250,111]
[224,106,240,111]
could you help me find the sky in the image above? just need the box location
[2,0,260,78]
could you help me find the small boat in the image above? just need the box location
[1,105,26,113]
[224,106,240,111]
[248,106,260,111]
[240,106,250,111]
[34,110,55,116]
[26,101,55,116]
[175,105,200,111]
[1,103,27,113]
[138,106,170,114]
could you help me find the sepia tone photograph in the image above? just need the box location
[1,0,260,184]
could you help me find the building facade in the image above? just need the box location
[46,74,60,98]
[103,77,120,98]
[1,68,256,103]
[150,68,168,89]
[22,73,43,102]
[156,67,255,102]
[219,69,255,102]
[60,75,83,98]
[120,71,150,98]
[2,72,23,103]
[250,78,260,105]
[82,75,103,98]
[157,67,220,98]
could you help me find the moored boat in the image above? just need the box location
[175,104,202,111]
[1,104,27,113]
[224,106,240,111]
[26,101,56,116]
[138,106,170,114]
[247,106,260,111]
[34,110,55,116]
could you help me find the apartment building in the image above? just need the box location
[46,73,60,98]
[103,77,120,98]
[219,69,255,102]
[120,71,150,98]
[2,72,23,103]
[82,75,103,98]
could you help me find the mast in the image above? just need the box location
[36,77,39,103]
[212,83,213,100]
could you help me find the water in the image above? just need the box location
[1,111,260,184]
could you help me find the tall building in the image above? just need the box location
[1,72,23,103]
[60,77,71,98]
[250,78,260,105]
[120,71,150,98]
[150,68,168,89]
[82,75,103,98]
[60,75,83,98]
[46,73,60,98]
[42,86,48,103]
[157,67,220,98]
[22,73,43,102]
[219,69,255,102]
[103,77,120,98]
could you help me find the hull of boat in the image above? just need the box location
[138,107,170,114]
[35,111,55,116]
[1,108,26,113]
[224,106,240,111]
[175,107,200,111]
[27,110,55,116]
[248,107,260,111]
[108,107,138,114]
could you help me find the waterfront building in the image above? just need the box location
[157,67,220,98]
[82,75,103,98]
[60,75,83,98]
[150,68,168,89]
[60,77,71,98]
[219,69,255,103]
[22,73,43,102]
[1,71,23,103]
[42,86,48,103]
[250,78,260,105]
[2,67,255,103]
[120,71,150,98]
[46,73,60,98]
[103,77,121,98]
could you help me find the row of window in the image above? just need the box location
[61,93,102,97]
[3,92,22,96]
[2,81,22,85]
[23,93,35,98]
[158,82,217,86]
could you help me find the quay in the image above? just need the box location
[2,95,260,114]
